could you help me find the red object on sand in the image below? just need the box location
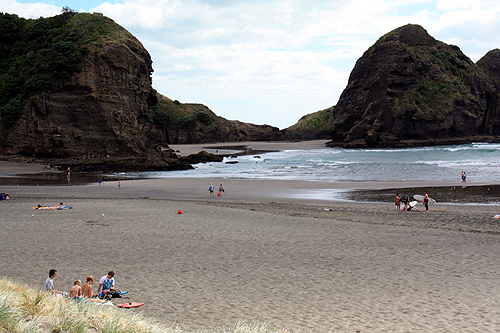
[117,302,144,308]
[178,210,183,214]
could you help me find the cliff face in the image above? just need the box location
[0,13,158,157]
[477,49,500,135]
[326,24,500,148]
[148,95,283,144]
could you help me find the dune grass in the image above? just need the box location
[0,278,292,333]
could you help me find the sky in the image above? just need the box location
[2,0,500,129]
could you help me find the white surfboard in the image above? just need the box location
[414,194,436,204]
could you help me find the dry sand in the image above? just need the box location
[2,143,500,332]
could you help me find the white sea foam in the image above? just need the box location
[132,143,500,183]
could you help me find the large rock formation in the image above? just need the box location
[477,49,500,135]
[147,95,283,144]
[0,12,280,172]
[325,24,500,148]
[0,13,159,158]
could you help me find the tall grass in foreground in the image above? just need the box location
[0,278,292,333]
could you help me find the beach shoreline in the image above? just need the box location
[3,141,500,331]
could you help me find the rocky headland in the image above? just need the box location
[1,14,500,172]
[324,24,500,148]
[0,12,280,172]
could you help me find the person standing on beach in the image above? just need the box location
[97,271,115,296]
[209,183,214,196]
[395,193,401,211]
[424,191,429,211]
[218,184,225,196]
[462,171,467,182]
[44,269,63,294]
[403,194,409,212]
[98,179,102,187]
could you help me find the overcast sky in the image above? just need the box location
[3,0,500,128]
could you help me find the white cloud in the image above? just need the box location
[1,0,60,18]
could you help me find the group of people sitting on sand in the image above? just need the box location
[44,269,116,303]
[0,193,10,200]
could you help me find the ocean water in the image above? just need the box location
[137,142,500,184]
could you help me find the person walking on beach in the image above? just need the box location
[462,171,467,182]
[44,269,63,294]
[218,184,225,196]
[209,183,214,197]
[98,179,102,188]
[395,193,401,211]
[424,191,429,211]
[97,271,115,297]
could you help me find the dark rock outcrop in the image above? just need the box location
[180,151,224,164]
[0,13,160,158]
[325,24,500,148]
[477,49,500,135]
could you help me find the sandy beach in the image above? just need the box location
[2,142,500,332]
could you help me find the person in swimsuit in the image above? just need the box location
[81,276,105,303]
[69,280,82,299]
[403,194,409,212]
[424,191,429,211]
[395,193,401,211]
[81,276,95,298]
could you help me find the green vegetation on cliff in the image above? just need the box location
[148,95,231,143]
[0,10,143,129]
[283,106,333,140]
[0,11,81,128]
[393,44,489,120]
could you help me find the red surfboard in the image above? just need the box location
[117,302,144,308]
